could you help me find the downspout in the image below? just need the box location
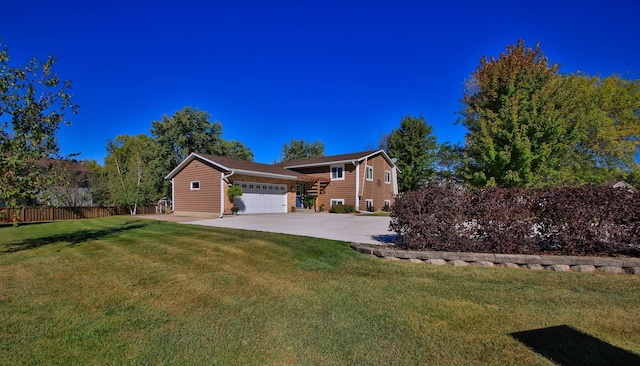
[220,170,235,218]
[359,157,368,212]
[171,178,175,211]
[353,160,361,212]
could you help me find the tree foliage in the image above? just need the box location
[280,138,325,161]
[460,39,640,188]
[435,142,465,187]
[386,114,438,192]
[0,41,78,209]
[104,134,159,214]
[151,106,253,195]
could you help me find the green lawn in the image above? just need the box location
[1,217,639,365]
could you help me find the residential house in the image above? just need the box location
[164,150,399,217]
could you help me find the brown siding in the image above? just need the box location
[294,163,357,208]
[360,153,395,210]
[173,158,223,216]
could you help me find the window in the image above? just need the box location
[190,181,200,190]
[366,199,374,212]
[242,183,247,188]
[366,166,373,181]
[384,200,391,211]
[330,199,344,207]
[385,170,391,184]
[330,165,344,180]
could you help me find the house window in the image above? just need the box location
[384,200,391,211]
[385,170,391,184]
[190,181,200,190]
[330,199,344,207]
[366,199,374,212]
[330,165,344,180]
[366,166,373,181]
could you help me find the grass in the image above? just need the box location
[1,216,639,365]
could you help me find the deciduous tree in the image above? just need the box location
[460,40,565,187]
[104,134,158,215]
[386,114,438,192]
[460,39,640,187]
[151,106,253,195]
[0,41,78,212]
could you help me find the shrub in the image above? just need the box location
[390,185,640,257]
[329,205,356,214]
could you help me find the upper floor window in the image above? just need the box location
[366,166,373,181]
[331,165,344,180]
[190,181,200,190]
[385,170,391,184]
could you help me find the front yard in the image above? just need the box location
[1,217,639,364]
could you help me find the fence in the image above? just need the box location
[0,205,158,224]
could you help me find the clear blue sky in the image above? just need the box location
[2,0,639,164]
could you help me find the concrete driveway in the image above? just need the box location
[180,212,399,245]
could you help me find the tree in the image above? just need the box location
[280,138,325,161]
[434,142,465,187]
[553,73,640,185]
[151,106,253,195]
[104,134,159,215]
[0,41,78,212]
[460,40,565,188]
[460,39,640,187]
[81,159,110,206]
[386,114,438,192]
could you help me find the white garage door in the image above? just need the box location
[233,181,288,214]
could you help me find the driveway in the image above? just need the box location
[180,212,399,245]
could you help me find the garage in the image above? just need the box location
[233,181,288,214]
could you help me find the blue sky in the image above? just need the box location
[2,0,639,164]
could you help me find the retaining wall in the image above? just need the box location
[350,243,640,275]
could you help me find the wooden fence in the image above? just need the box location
[0,205,159,224]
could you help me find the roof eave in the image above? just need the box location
[233,169,299,180]
[164,153,231,180]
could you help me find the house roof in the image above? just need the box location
[165,149,397,180]
[277,149,397,169]
[37,158,95,174]
[165,153,330,181]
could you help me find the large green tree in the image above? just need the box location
[460,40,640,188]
[553,73,640,185]
[280,138,325,161]
[0,41,78,211]
[151,106,253,195]
[386,114,438,192]
[460,40,566,187]
[104,134,159,215]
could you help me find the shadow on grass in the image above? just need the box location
[2,221,149,253]
[510,325,640,366]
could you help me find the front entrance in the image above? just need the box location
[295,183,305,208]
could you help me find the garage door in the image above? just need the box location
[233,181,288,214]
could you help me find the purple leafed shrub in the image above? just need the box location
[390,185,640,257]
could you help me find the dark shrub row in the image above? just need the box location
[389,186,640,257]
[330,205,356,214]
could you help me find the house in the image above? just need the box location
[164,150,399,217]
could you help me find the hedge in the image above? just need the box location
[389,186,640,257]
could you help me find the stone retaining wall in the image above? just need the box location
[350,243,640,275]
